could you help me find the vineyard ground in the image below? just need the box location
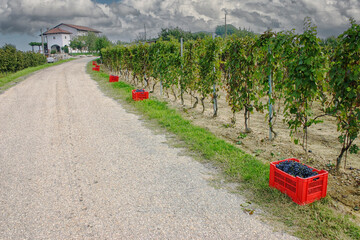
[123,74,360,219]
[158,82,360,218]
[92,63,360,239]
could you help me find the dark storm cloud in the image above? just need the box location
[241,0,359,37]
[229,8,281,29]
[1,0,360,45]
[109,2,140,17]
[0,0,108,35]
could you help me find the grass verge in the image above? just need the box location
[70,52,100,56]
[0,58,76,92]
[87,62,360,240]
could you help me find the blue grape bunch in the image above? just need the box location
[135,89,145,93]
[276,160,318,178]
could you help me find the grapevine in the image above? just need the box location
[196,36,222,114]
[181,40,200,108]
[255,30,278,138]
[328,18,360,172]
[224,36,263,132]
[282,18,327,151]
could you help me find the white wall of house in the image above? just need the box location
[62,34,71,47]
[47,33,71,52]
[76,31,89,37]
[57,24,78,39]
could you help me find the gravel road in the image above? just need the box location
[0,58,297,239]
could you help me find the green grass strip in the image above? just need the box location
[0,58,76,91]
[87,62,360,240]
[70,52,100,56]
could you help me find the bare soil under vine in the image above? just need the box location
[126,75,360,221]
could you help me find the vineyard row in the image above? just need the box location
[0,45,47,73]
[101,18,360,171]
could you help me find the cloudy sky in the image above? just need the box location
[0,0,359,51]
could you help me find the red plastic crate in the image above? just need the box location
[92,66,100,71]
[109,75,119,82]
[132,89,149,101]
[92,61,97,65]
[269,158,328,205]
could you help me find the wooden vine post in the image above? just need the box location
[268,44,273,140]
[180,38,184,105]
[158,49,163,96]
[212,33,218,117]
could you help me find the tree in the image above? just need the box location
[0,44,17,72]
[235,28,257,38]
[215,24,237,37]
[95,35,111,58]
[215,25,257,38]
[84,32,98,52]
[61,45,69,54]
[320,36,338,48]
[116,40,129,45]
[158,27,193,42]
[29,42,37,52]
[70,37,85,52]
[34,42,42,53]
[134,32,146,43]
[191,31,211,40]
[0,44,46,73]
[69,33,98,53]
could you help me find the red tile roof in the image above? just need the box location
[57,23,101,33]
[43,27,72,35]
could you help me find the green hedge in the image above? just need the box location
[0,44,47,73]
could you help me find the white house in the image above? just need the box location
[42,23,101,53]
